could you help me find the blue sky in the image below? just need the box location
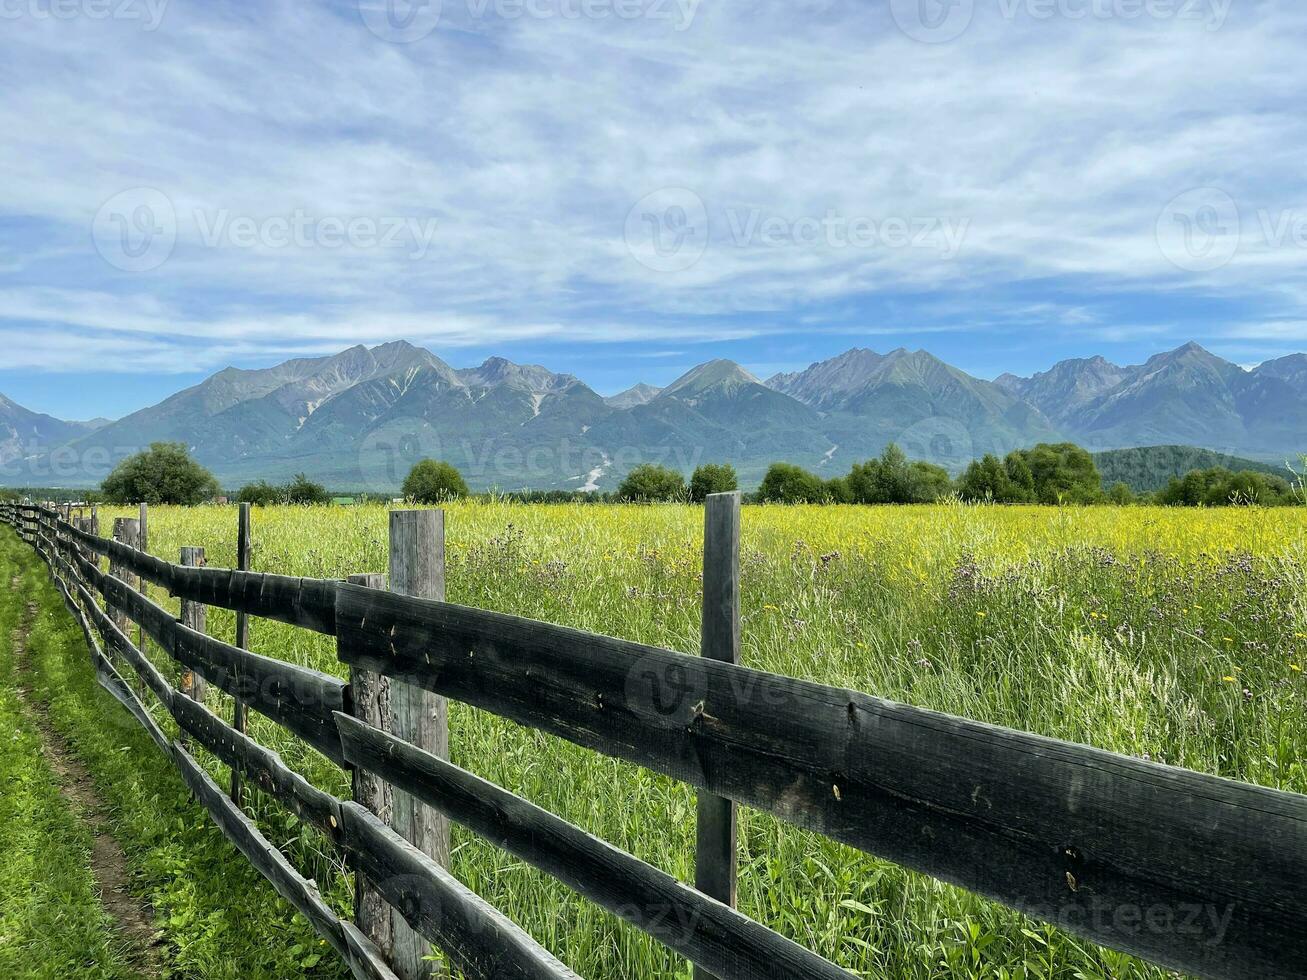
[1,0,1305,420]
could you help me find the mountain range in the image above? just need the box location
[1,341,1303,492]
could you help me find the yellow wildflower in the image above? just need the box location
[1222,676,1237,683]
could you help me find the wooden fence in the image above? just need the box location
[1,497,1304,980]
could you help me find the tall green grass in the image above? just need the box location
[0,530,347,979]
[69,503,1307,977]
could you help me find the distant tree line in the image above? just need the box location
[57,441,1304,509]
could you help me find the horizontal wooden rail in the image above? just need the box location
[62,519,338,634]
[62,540,349,764]
[337,802,581,980]
[334,712,851,980]
[169,745,397,980]
[334,583,1307,980]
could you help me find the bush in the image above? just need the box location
[402,460,469,503]
[957,454,1023,503]
[757,463,827,504]
[1157,467,1295,506]
[1023,443,1102,504]
[688,463,738,502]
[236,480,284,507]
[1106,481,1136,505]
[847,444,952,504]
[616,464,685,502]
[958,443,1103,504]
[101,443,219,505]
[285,474,331,505]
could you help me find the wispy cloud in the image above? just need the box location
[0,0,1305,379]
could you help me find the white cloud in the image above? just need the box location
[0,1,1305,369]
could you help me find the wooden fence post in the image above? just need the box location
[179,547,208,713]
[138,502,149,653]
[109,518,141,639]
[388,509,450,980]
[695,491,741,980]
[230,503,252,807]
[347,571,393,959]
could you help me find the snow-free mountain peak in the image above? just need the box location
[604,383,662,409]
[659,360,759,399]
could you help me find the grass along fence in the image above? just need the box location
[1,498,1305,979]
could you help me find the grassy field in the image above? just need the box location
[0,531,351,979]
[66,501,1307,977]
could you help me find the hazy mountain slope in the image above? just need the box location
[995,355,1134,428]
[17,339,1307,491]
[604,383,661,409]
[1000,343,1307,459]
[1255,353,1307,387]
[1072,343,1247,450]
[766,348,887,409]
[589,361,829,484]
[770,348,1059,469]
[0,393,88,465]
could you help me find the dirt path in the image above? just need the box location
[9,578,166,977]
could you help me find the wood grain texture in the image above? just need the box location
[171,621,348,765]
[334,582,1307,980]
[180,546,208,709]
[62,519,338,634]
[337,802,581,980]
[169,693,341,835]
[232,502,252,807]
[170,744,399,980]
[347,572,395,958]
[66,541,349,765]
[387,510,450,980]
[335,712,850,980]
[695,492,740,980]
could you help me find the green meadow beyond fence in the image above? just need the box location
[1,498,1305,979]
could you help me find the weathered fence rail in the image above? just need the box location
[2,498,1306,980]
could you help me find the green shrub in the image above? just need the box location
[101,443,219,505]
[285,473,331,505]
[758,463,827,503]
[236,480,284,507]
[402,460,470,503]
[688,463,738,502]
[847,444,952,504]
[616,464,685,502]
